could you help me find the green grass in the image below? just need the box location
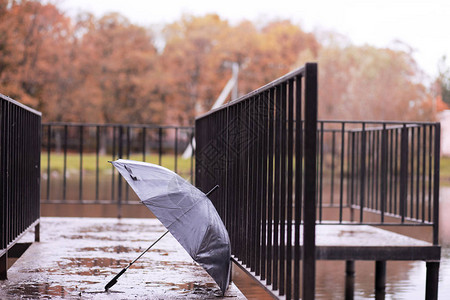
[440,156,450,186]
[41,152,193,175]
[41,152,450,185]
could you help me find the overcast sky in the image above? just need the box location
[57,0,450,79]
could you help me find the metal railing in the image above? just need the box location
[196,63,318,300]
[41,123,195,205]
[1,93,41,279]
[315,121,440,244]
[195,64,440,299]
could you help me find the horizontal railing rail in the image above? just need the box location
[1,93,41,279]
[41,123,195,206]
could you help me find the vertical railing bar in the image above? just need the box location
[380,124,387,223]
[350,132,355,218]
[370,130,376,209]
[360,123,366,223]
[319,121,324,223]
[375,131,380,212]
[142,127,147,162]
[111,126,116,201]
[394,129,399,215]
[331,130,336,206]
[79,126,83,202]
[190,130,194,183]
[410,127,415,219]
[46,125,51,202]
[433,123,440,245]
[126,126,131,202]
[294,77,303,300]
[368,129,373,209]
[261,91,269,281]
[158,127,163,166]
[247,98,255,271]
[400,125,408,223]
[279,81,287,295]
[118,126,123,218]
[174,128,178,173]
[254,94,262,277]
[416,127,421,220]
[388,129,394,213]
[273,85,281,291]
[96,125,100,202]
[339,123,345,223]
[286,79,294,300]
[302,63,317,300]
[422,126,427,222]
[238,102,245,263]
[347,130,351,210]
[63,125,68,202]
[355,131,360,211]
[267,88,275,285]
[428,126,433,223]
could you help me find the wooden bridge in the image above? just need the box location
[1,62,442,299]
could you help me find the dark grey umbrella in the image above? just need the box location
[109,159,231,294]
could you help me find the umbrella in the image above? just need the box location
[107,159,231,294]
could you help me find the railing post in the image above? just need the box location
[380,124,388,223]
[303,62,318,300]
[400,125,408,223]
[433,123,440,245]
[117,126,123,218]
[359,123,366,223]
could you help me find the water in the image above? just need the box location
[315,186,450,299]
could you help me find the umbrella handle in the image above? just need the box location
[105,266,128,291]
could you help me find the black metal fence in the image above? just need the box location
[1,93,41,279]
[315,121,440,244]
[195,64,441,299]
[41,123,194,204]
[196,63,318,300]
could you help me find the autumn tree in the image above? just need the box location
[160,15,320,125]
[74,13,161,124]
[297,38,432,121]
[438,56,450,107]
[0,0,74,120]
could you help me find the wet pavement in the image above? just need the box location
[0,217,246,299]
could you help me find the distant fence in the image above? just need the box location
[196,63,318,300]
[315,121,440,243]
[41,123,194,204]
[1,94,41,279]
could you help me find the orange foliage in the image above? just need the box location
[0,1,435,124]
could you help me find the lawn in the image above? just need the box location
[41,152,194,175]
[41,152,450,185]
[441,156,450,185]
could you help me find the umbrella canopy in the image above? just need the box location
[110,159,231,294]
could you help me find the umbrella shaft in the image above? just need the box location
[130,230,170,266]
[130,185,219,267]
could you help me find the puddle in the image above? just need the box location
[146,281,222,297]
[77,246,135,253]
[6,283,72,298]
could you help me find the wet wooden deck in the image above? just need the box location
[1,218,441,299]
[0,217,246,299]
